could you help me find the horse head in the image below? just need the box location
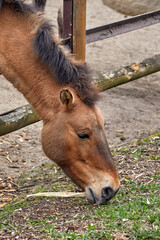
[41,88,120,204]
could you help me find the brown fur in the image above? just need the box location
[0,0,120,203]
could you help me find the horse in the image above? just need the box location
[102,0,160,16]
[32,0,160,18]
[0,0,120,205]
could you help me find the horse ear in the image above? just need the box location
[60,89,75,109]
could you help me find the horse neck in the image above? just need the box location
[0,5,62,121]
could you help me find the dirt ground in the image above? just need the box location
[0,0,160,179]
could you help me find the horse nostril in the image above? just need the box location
[101,187,114,201]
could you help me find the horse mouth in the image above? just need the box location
[88,187,99,203]
[87,187,107,205]
[86,187,119,205]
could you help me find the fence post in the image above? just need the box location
[62,0,73,49]
[72,0,86,61]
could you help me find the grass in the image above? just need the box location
[0,132,160,239]
[0,180,159,239]
[68,180,160,240]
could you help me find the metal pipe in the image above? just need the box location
[86,10,160,43]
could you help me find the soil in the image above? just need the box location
[0,0,160,179]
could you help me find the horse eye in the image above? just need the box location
[77,133,89,139]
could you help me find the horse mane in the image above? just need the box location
[0,0,99,106]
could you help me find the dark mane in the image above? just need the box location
[0,0,99,106]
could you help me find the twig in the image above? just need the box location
[6,156,12,163]
[147,179,154,185]
[27,192,85,199]
[17,184,35,190]
[135,173,144,179]
[0,189,16,193]
[1,192,18,198]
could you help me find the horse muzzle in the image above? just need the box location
[85,186,119,205]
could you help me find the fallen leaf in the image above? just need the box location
[34,208,40,213]
[0,203,7,208]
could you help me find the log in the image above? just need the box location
[0,105,40,136]
[1,54,160,136]
[93,54,160,91]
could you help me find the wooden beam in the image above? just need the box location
[93,54,160,91]
[0,105,40,136]
[72,0,86,61]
